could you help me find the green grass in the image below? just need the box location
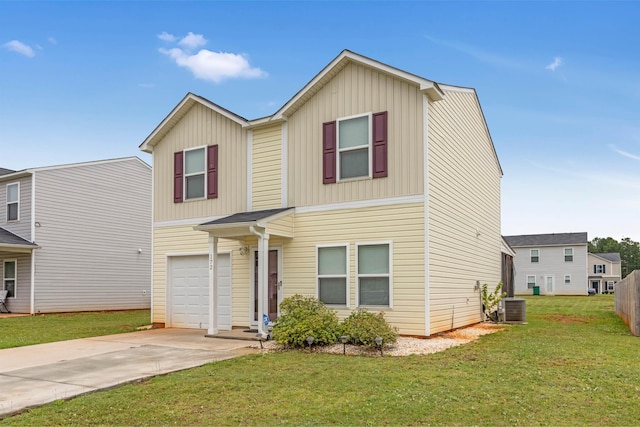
[3,296,640,426]
[0,310,150,349]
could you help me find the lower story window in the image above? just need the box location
[357,243,391,307]
[527,275,536,289]
[564,275,571,284]
[3,260,16,298]
[317,245,348,305]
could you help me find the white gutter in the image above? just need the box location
[30,171,36,315]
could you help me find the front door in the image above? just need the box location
[546,276,554,294]
[254,249,279,322]
[592,281,600,293]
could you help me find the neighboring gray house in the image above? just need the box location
[0,157,151,314]
[504,232,589,296]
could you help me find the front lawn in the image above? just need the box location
[3,296,639,426]
[0,310,150,349]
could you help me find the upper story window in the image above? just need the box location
[184,147,206,199]
[174,145,218,203]
[530,249,539,263]
[322,111,387,184]
[6,183,19,221]
[595,264,606,274]
[564,248,574,262]
[317,244,348,306]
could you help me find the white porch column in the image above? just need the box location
[256,232,270,335]
[208,235,219,336]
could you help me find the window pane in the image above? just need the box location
[318,246,346,275]
[339,116,368,149]
[564,249,572,255]
[7,184,18,202]
[4,280,15,298]
[340,149,368,179]
[358,244,389,274]
[359,277,389,306]
[7,204,17,221]
[4,262,15,279]
[185,175,205,199]
[319,278,346,305]
[185,148,205,174]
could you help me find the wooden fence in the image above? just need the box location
[614,270,640,336]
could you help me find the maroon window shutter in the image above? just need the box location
[323,121,337,184]
[207,144,218,199]
[372,111,388,178]
[174,151,184,203]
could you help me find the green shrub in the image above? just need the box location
[341,308,398,347]
[272,295,341,348]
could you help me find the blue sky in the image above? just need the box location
[1,1,639,242]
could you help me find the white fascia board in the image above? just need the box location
[0,244,40,252]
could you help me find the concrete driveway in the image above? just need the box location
[0,328,258,418]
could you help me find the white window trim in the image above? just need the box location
[564,274,571,284]
[607,281,615,290]
[336,112,372,182]
[183,146,207,201]
[526,275,536,289]
[564,247,574,262]
[3,259,16,298]
[316,243,350,308]
[530,248,539,263]
[6,182,19,222]
[355,241,393,308]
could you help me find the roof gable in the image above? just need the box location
[272,50,444,121]
[504,232,588,247]
[140,93,249,153]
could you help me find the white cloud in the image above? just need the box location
[157,31,177,42]
[48,37,57,45]
[2,40,35,58]
[178,32,206,50]
[160,47,267,83]
[610,144,640,161]
[545,57,563,71]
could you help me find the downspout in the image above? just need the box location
[249,225,269,336]
[30,171,36,315]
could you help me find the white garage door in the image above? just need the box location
[169,254,231,330]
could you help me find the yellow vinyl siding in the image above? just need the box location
[428,89,502,334]
[287,62,424,207]
[252,124,282,210]
[152,225,250,326]
[283,203,426,336]
[153,103,248,222]
[266,214,294,238]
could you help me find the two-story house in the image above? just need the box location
[140,50,503,337]
[588,252,621,294]
[0,157,151,314]
[504,232,589,295]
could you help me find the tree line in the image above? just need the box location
[589,237,640,278]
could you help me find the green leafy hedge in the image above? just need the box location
[272,295,341,347]
[341,308,398,347]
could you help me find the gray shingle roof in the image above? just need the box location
[592,252,622,262]
[0,168,15,176]
[0,227,38,247]
[503,232,588,247]
[199,207,293,226]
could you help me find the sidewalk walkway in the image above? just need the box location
[0,328,257,418]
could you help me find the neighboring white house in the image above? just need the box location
[0,157,151,314]
[588,252,622,294]
[504,232,589,295]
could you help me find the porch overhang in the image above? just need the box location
[193,207,294,240]
[0,228,39,253]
